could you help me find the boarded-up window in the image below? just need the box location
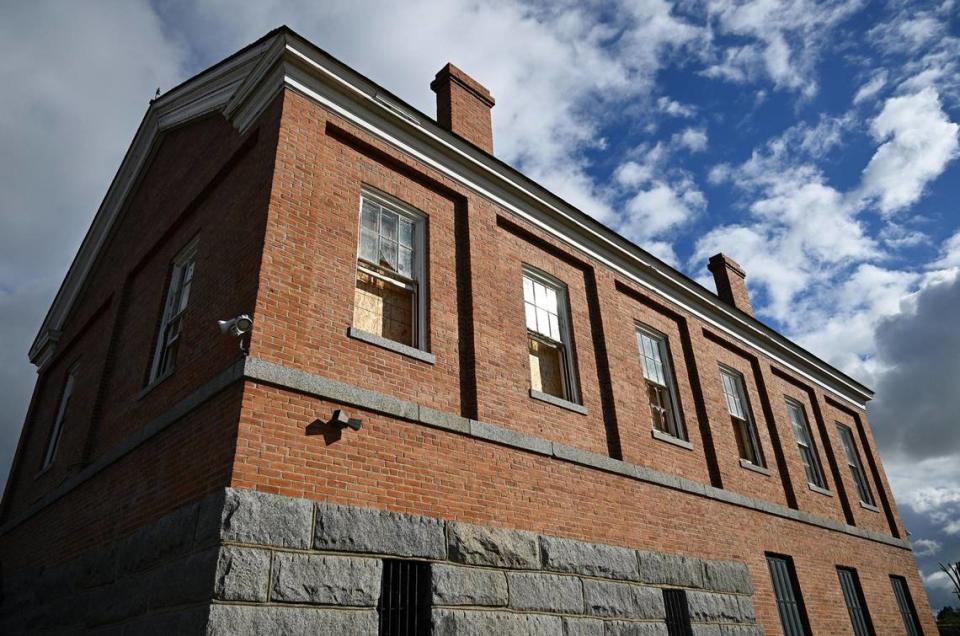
[353,193,424,348]
[637,327,684,439]
[720,368,764,466]
[523,270,576,402]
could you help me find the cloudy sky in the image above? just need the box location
[2,0,959,610]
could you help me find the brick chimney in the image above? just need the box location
[430,63,495,154]
[708,253,753,316]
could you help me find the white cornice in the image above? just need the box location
[29,29,873,410]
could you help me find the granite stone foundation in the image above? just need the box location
[0,488,761,634]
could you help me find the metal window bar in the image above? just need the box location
[837,568,874,636]
[767,555,809,636]
[890,576,922,636]
[663,589,692,636]
[379,559,431,636]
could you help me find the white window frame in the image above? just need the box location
[785,398,826,489]
[522,267,578,404]
[837,423,875,506]
[354,187,427,350]
[719,366,764,467]
[42,362,79,471]
[149,238,198,384]
[635,325,685,440]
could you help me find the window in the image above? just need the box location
[890,576,922,636]
[767,554,810,636]
[637,327,684,439]
[785,399,826,488]
[837,567,874,636]
[663,589,692,636]
[353,191,426,349]
[41,363,79,470]
[837,423,876,506]
[523,269,577,402]
[378,559,431,636]
[149,240,198,383]
[720,368,763,466]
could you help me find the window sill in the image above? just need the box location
[347,328,436,364]
[808,483,833,497]
[860,501,880,513]
[739,459,770,476]
[137,369,175,401]
[651,429,693,451]
[529,389,587,415]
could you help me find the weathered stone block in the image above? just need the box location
[217,488,313,549]
[738,596,757,623]
[582,580,664,619]
[206,605,378,635]
[636,551,703,588]
[702,561,753,594]
[121,606,210,635]
[562,617,604,636]
[720,626,763,636]
[691,626,723,636]
[271,553,382,605]
[432,564,508,606]
[314,503,445,558]
[508,572,583,613]
[686,591,742,623]
[116,501,199,574]
[432,608,563,635]
[447,522,540,569]
[149,547,220,609]
[214,546,271,602]
[84,574,150,626]
[604,622,670,636]
[540,536,638,580]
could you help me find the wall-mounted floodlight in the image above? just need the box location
[331,409,362,431]
[218,314,253,354]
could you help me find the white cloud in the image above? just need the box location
[673,127,709,152]
[621,180,706,242]
[860,88,960,214]
[702,0,865,96]
[853,71,887,104]
[932,230,960,269]
[912,538,942,557]
[656,96,695,118]
[924,569,956,591]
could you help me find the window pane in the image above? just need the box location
[379,238,398,271]
[380,209,398,242]
[536,307,550,337]
[399,217,414,248]
[523,276,534,303]
[359,229,378,263]
[398,246,413,278]
[524,302,537,332]
[547,314,561,341]
[361,200,379,231]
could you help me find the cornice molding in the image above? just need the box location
[28,28,873,410]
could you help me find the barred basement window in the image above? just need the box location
[149,239,197,383]
[378,559,431,636]
[663,588,692,636]
[720,367,764,467]
[41,362,79,471]
[354,190,426,349]
[785,398,826,489]
[890,575,922,636]
[523,268,577,402]
[837,423,876,506]
[837,567,874,636]
[637,326,685,440]
[766,553,810,636]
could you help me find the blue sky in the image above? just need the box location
[1,0,959,612]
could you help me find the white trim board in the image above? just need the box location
[28,28,873,410]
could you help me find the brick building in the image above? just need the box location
[0,27,935,635]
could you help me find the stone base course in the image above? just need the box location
[0,488,761,634]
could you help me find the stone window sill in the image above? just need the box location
[808,483,833,497]
[860,501,880,513]
[651,429,693,451]
[347,327,436,364]
[529,389,587,415]
[739,459,770,476]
